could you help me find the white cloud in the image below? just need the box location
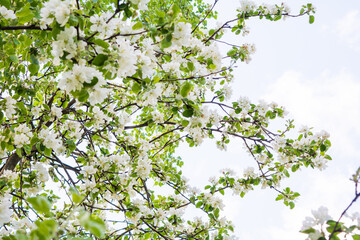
[336,10,360,50]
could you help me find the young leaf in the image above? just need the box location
[27,195,52,214]
[92,54,108,66]
[180,81,193,98]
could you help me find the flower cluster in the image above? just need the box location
[0,6,16,20]
[0,192,13,226]
[13,124,33,148]
[40,0,76,28]
[301,206,360,240]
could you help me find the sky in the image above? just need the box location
[177,0,360,239]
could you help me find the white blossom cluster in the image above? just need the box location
[4,96,16,118]
[32,162,50,183]
[0,6,16,20]
[0,192,13,226]
[51,27,86,65]
[59,62,110,105]
[238,0,291,15]
[13,124,33,148]
[39,128,65,155]
[301,206,332,240]
[185,106,221,144]
[40,0,76,28]
[301,206,360,240]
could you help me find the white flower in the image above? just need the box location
[51,27,79,64]
[299,125,310,134]
[129,0,150,10]
[14,124,33,148]
[33,162,49,182]
[239,0,257,13]
[40,0,76,27]
[32,106,42,118]
[208,195,225,210]
[222,84,233,101]
[307,230,323,240]
[59,63,106,105]
[0,192,13,225]
[5,96,16,118]
[89,11,115,37]
[11,217,34,231]
[243,167,256,178]
[88,84,110,105]
[64,120,83,139]
[136,157,152,178]
[201,43,222,71]
[115,38,138,78]
[142,84,163,106]
[311,206,331,225]
[51,105,62,119]
[152,111,163,123]
[319,130,330,139]
[2,170,17,181]
[81,165,97,177]
[173,22,192,47]
[281,3,291,14]
[39,128,65,155]
[313,155,327,170]
[301,216,315,231]
[0,6,16,20]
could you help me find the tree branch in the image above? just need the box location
[0,25,52,31]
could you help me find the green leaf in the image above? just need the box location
[28,63,40,75]
[118,3,127,10]
[69,14,78,26]
[44,147,52,157]
[66,140,76,152]
[27,195,52,214]
[1,0,10,8]
[320,144,327,152]
[180,81,193,98]
[352,235,360,240]
[16,5,35,24]
[83,77,99,88]
[227,49,237,56]
[182,109,193,118]
[92,54,108,66]
[79,213,106,238]
[273,15,282,21]
[10,55,19,63]
[300,228,316,234]
[77,89,89,102]
[131,82,142,94]
[160,34,172,49]
[93,39,110,49]
[31,219,58,240]
[187,61,195,72]
[181,120,189,127]
[309,15,315,24]
[70,188,84,204]
[291,164,299,172]
[132,21,143,30]
[275,194,283,201]
[214,208,219,218]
